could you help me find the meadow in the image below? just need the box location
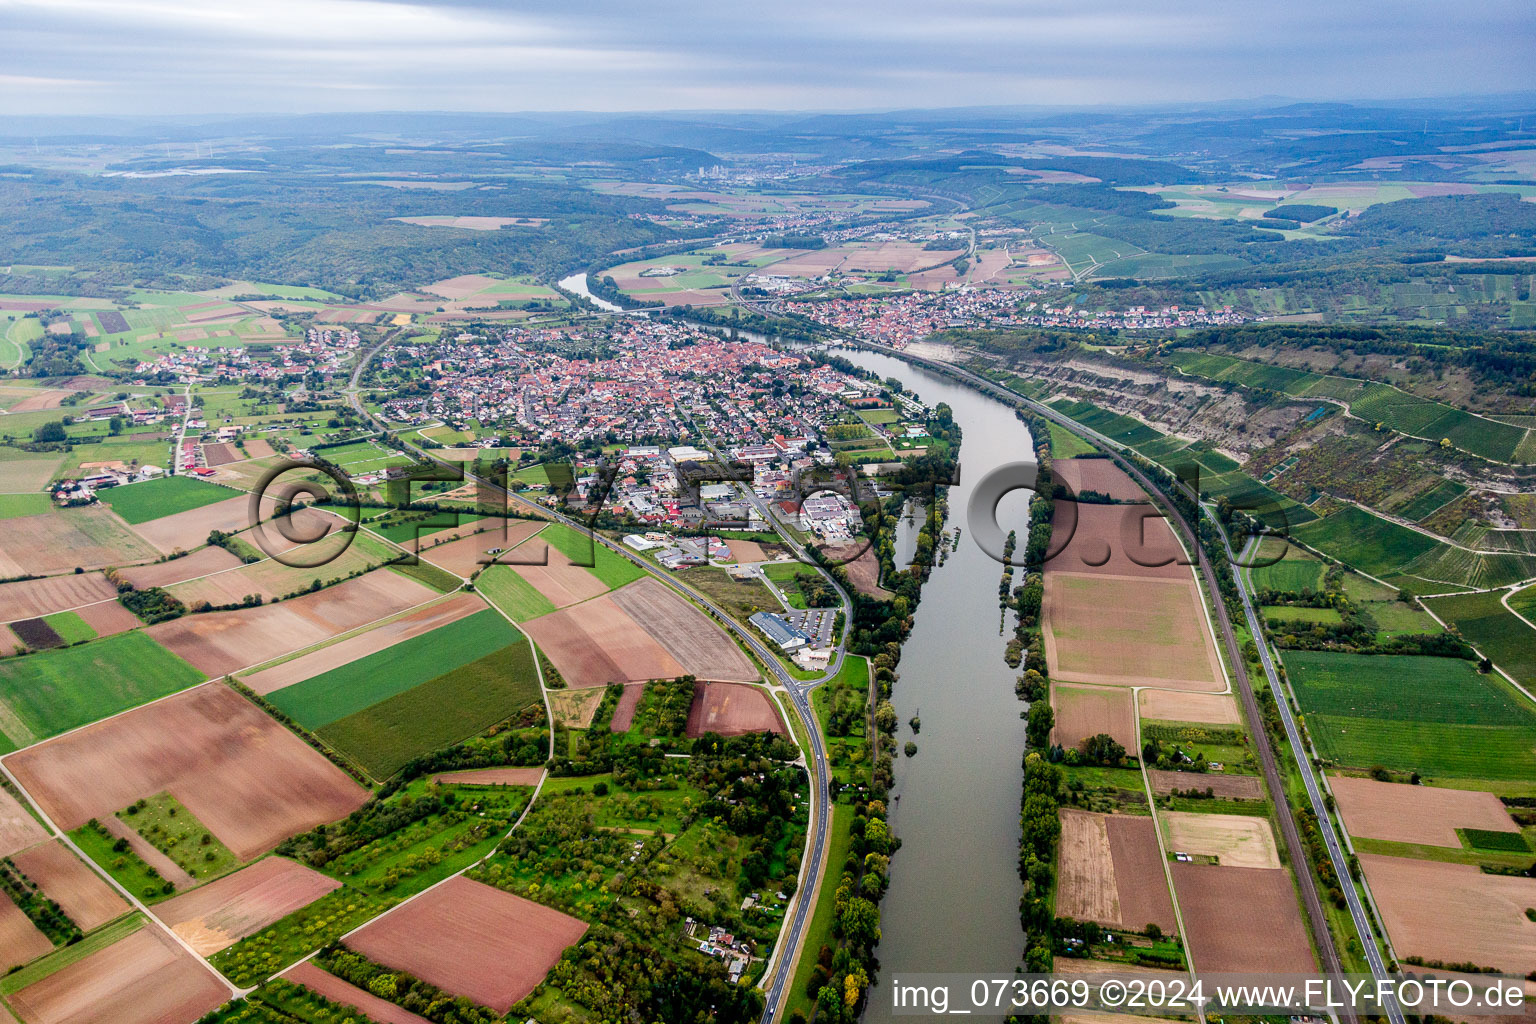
[1423,591,1536,689]
[97,476,236,525]
[476,563,559,621]
[1285,650,1536,780]
[1248,538,1326,593]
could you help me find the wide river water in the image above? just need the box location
[831,346,1035,1022]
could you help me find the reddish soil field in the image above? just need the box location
[685,681,784,737]
[147,570,438,677]
[7,389,70,413]
[0,572,117,622]
[131,494,274,555]
[285,962,432,1024]
[420,519,547,577]
[1050,683,1136,753]
[1051,458,1148,503]
[0,506,157,577]
[1045,501,1190,579]
[0,897,51,972]
[723,539,769,562]
[11,841,130,932]
[346,875,587,1013]
[73,600,143,638]
[6,683,368,861]
[156,856,341,955]
[611,578,757,682]
[241,592,486,695]
[609,683,644,732]
[1147,770,1264,800]
[522,594,684,688]
[432,767,544,787]
[1106,815,1177,935]
[1361,854,1536,972]
[1137,690,1239,725]
[1171,863,1314,972]
[0,785,49,857]
[1330,776,1518,848]
[117,545,244,590]
[6,924,229,1024]
[201,443,240,467]
[1042,572,1223,690]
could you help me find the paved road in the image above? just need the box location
[830,342,1384,1022]
[346,331,848,1024]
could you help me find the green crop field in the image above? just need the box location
[1510,583,1536,620]
[540,522,647,589]
[41,610,96,645]
[1261,605,1343,625]
[1248,538,1326,593]
[318,640,541,779]
[476,564,558,621]
[266,608,521,729]
[0,492,52,518]
[1049,398,1163,447]
[1459,827,1531,852]
[1292,505,1440,578]
[0,632,204,746]
[1047,421,1099,458]
[96,476,235,524]
[1423,591,1536,689]
[1285,650,1536,780]
[361,508,469,544]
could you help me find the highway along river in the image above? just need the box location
[834,346,1033,1021]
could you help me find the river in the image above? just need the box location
[557,271,628,313]
[832,346,1034,1021]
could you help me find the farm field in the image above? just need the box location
[538,522,648,590]
[317,638,541,779]
[1329,775,1519,847]
[343,874,587,1013]
[167,529,397,607]
[4,923,228,1024]
[1423,590,1536,688]
[432,766,545,787]
[1136,690,1239,725]
[521,592,684,688]
[1146,770,1263,800]
[1051,683,1137,753]
[154,856,342,956]
[97,476,236,525]
[0,630,204,748]
[10,840,130,932]
[1045,501,1191,580]
[684,681,784,737]
[0,506,158,577]
[1051,456,1149,502]
[1162,811,1280,868]
[610,577,758,681]
[476,563,558,620]
[1359,854,1536,973]
[282,961,434,1024]
[1170,863,1314,972]
[129,494,278,555]
[1042,573,1223,690]
[1290,505,1439,578]
[147,570,439,677]
[0,571,117,622]
[417,517,546,576]
[116,545,245,589]
[0,785,49,856]
[266,608,520,729]
[1284,650,1536,780]
[0,896,52,973]
[1055,809,1177,934]
[5,683,368,861]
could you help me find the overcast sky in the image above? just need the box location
[2,0,1532,115]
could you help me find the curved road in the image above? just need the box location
[345,331,848,1023]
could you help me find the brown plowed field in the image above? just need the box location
[420,519,547,577]
[0,784,49,857]
[432,767,544,787]
[0,506,157,577]
[685,681,783,737]
[820,542,892,600]
[724,539,769,562]
[6,683,368,861]
[7,389,70,413]
[346,875,587,1012]
[1360,854,1536,973]
[0,572,117,622]
[1106,815,1177,935]
[1137,690,1239,726]
[244,439,276,459]
[1171,863,1314,972]
[1163,811,1280,868]
[1051,458,1149,503]
[285,962,432,1024]
[609,683,644,731]
[147,570,438,677]
[12,841,129,931]
[132,494,267,555]
[0,622,18,657]
[1043,573,1223,690]
[1330,776,1519,848]
[611,578,757,682]
[0,897,51,971]
[521,594,684,688]
[1051,684,1136,753]
[6,924,229,1024]
[1045,502,1190,580]
[155,857,341,955]
[118,545,244,590]
[74,600,143,638]
[1147,770,1263,800]
[201,443,240,467]
[240,593,486,694]
[508,546,609,606]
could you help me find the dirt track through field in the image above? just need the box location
[156,857,341,955]
[12,840,130,931]
[611,577,757,682]
[7,683,368,861]
[346,875,587,1012]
